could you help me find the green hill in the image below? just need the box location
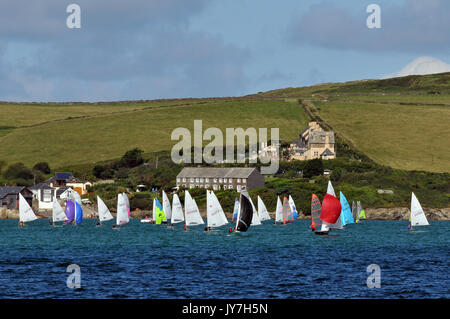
[0,72,449,173]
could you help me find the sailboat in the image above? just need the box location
[152,198,166,224]
[409,192,429,230]
[282,196,293,224]
[206,190,228,230]
[316,181,342,235]
[274,196,283,224]
[232,198,239,222]
[170,193,184,225]
[249,195,261,226]
[116,193,130,227]
[234,190,254,233]
[19,194,37,226]
[97,196,113,226]
[184,190,204,229]
[340,191,354,227]
[288,195,299,221]
[257,196,271,221]
[356,201,366,222]
[52,197,66,226]
[310,194,322,231]
[162,190,172,221]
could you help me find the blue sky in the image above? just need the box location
[0,0,449,102]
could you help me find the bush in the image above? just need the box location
[120,148,144,168]
[3,163,34,181]
[303,158,324,178]
[33,162,51,174]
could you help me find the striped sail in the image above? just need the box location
[282,196,292,224]
[311,194,322,229]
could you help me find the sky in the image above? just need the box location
[0,0,449,102]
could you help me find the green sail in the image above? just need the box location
[358,201,366,219]
[154,198,166,224]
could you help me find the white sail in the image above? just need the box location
[249,195,261,225]
[52,198,66,223]
[116,193,129,225]
[152,198,157,221]
[327,181,336,197]
[162,190,172,220]
[257,196,271,221]
[207,190,228,228]
[184,191,204,226]
[411,192,429,226]
[211,190,228,226]
[19,193,37,223]
[122,192,130,210]
[289,195,298,219]
[171,193,184,224]
[275,196,283,222]
[97,196,113,222]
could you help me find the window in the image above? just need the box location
[228,185,233,190]
[223,178,227,183]
[195,178,199,183]
[190,178,194,183]
[223,185,227,190]
[314,151,318,157]
[200,178,204,183]
[242,179,246,184]
[205,178,209,183]
[205,184,209,189]
[219,178,223,183]
[213,184,218,190]
[190,184,195,189]
[176,178,181,182]
[43,189,52,202]
[237,185,242,192]
[182,178,186,182]
[237,178,241,183]
[229,179,233,184]
[214,178,217,183]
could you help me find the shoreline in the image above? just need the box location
[1,207,450,221]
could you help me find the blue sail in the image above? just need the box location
[75,201,83,224]
[340,191,354,226]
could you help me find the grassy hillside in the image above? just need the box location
[0,99,308,168]
[0,72,449,174]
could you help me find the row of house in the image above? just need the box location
[176,167,264,192]
[0,172,92,211]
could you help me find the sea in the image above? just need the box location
[0,219,448,299]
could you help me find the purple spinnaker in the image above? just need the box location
[65,200,75,223]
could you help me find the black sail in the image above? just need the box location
[236,191,253,232]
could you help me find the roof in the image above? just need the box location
[309,131,335,144]
[321,148,335,156]
[30,183,54,190]
[55,172,74,180]
[0,186,26,199]
[56,187,70,196]
[177,167,260,179]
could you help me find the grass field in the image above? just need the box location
[0,100,308,168]
[313,100,450,172]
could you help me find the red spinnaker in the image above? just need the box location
[320,193,341,224]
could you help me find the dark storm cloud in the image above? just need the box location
[0,0,250,101]
[287,0,450,53]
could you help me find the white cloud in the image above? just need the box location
[382,56,450,78]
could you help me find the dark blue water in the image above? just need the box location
[0,219,448,298]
